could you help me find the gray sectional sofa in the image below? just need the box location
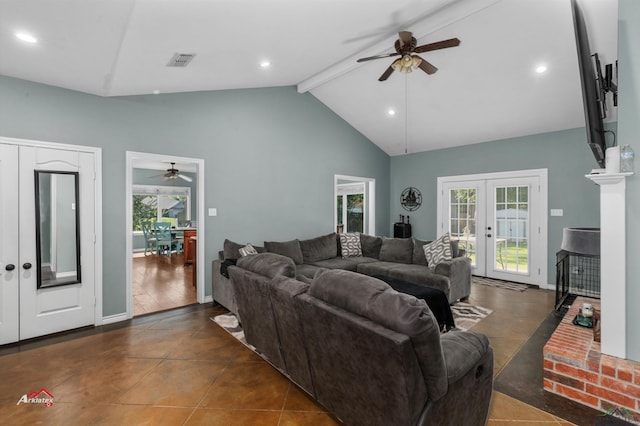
[227,252,494,426]
[212,232,471,320]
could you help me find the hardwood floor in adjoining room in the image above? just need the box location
[0,282,584,425]
[132,252,196,316]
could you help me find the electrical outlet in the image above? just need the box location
[550,209,563,216]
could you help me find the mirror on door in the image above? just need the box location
[34,170,81,288]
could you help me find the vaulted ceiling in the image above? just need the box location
[0,0,618,156]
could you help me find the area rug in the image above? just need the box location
[212,302,491,339]
[472,276,529,292]
[450,302,493,331]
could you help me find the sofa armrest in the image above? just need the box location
[212,259,240,319]
[440,331,490,383]
[434,256,471,301]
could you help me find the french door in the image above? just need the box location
[0,139,100,344]
[438,170,547,286]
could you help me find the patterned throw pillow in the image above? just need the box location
[339,233,362,258]
[238,244,258,257]
[423,233,453,270]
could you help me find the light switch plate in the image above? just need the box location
[550,209,563,217]
[208,208,217,217]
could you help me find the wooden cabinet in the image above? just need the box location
[183,229,197,265]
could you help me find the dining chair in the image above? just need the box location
[155,222,181,256]
[140,221,157,255]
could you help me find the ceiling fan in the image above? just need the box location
[159,162,193,182]
[357,31,460,81]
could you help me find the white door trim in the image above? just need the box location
[125,151,206,319]
[437,169,548,287]
[0,136,103,326]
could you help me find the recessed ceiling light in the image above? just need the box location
[259,61,271,68]
[15,32,37,44]
[153,90,160,95]
[535,64,548,74]
[387,109,396,116]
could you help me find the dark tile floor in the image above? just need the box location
[0,283,585,425]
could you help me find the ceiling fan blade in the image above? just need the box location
[178,174,193,183]
[415,56,438,74]
[378,65,395,81]
[357,52,399,63]
[414,37,461,53]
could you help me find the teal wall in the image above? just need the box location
[619,0,640,362]
[0,76,391,316]
[390,126,605,286]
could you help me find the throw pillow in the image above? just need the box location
[339,233,362,258]
[264,239,304,265]
[223,239,244,260]
[423,233,453,270]
[238,244,258,257]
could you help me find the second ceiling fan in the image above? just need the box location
[357,31,460,81]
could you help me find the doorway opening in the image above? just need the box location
[334,175,376,235]
[125,152,205,318]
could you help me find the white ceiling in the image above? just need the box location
[0,0,618,156]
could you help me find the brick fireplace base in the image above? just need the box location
[543,297,640,424]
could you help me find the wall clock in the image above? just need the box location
[401,187,422,211]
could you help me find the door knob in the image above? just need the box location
[487,234,492,238]
[23,263,32,270]
[487,226,492,230]
[5,264,15,271]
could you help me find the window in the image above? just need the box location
[132,185,190,231]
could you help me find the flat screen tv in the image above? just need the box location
[571,0,607,168]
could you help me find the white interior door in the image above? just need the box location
[0,141,98,344]
[439,170,547,286]
[0,144,20,344]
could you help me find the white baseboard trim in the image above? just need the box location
[203,295,213,303]
[102,313,128,325]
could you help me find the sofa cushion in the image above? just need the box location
[309,269,448,400]
[424,233,453,270]
[264,239,304,265]
[412,238,430,265]
[300,233,337,263]
[356,260,406,278]
[296,263,323,279]
[360,234,383,258]
[223,239,245,260]
[310,256,378,272]
[236,252,296,278]
[339,233,362,258]
[379,237,413,264]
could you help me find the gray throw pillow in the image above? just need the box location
[339,233,362,258]
[379,237,413,264]
[360,234,383,258]
[412,238,430,265]
[300,233,338,263]
[223,239,244,260]
[264,239,304,265]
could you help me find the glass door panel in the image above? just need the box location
[443,181,486,276]
[449,188,478,268]
[493,185,530,274]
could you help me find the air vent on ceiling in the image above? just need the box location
[167,53,196,67]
